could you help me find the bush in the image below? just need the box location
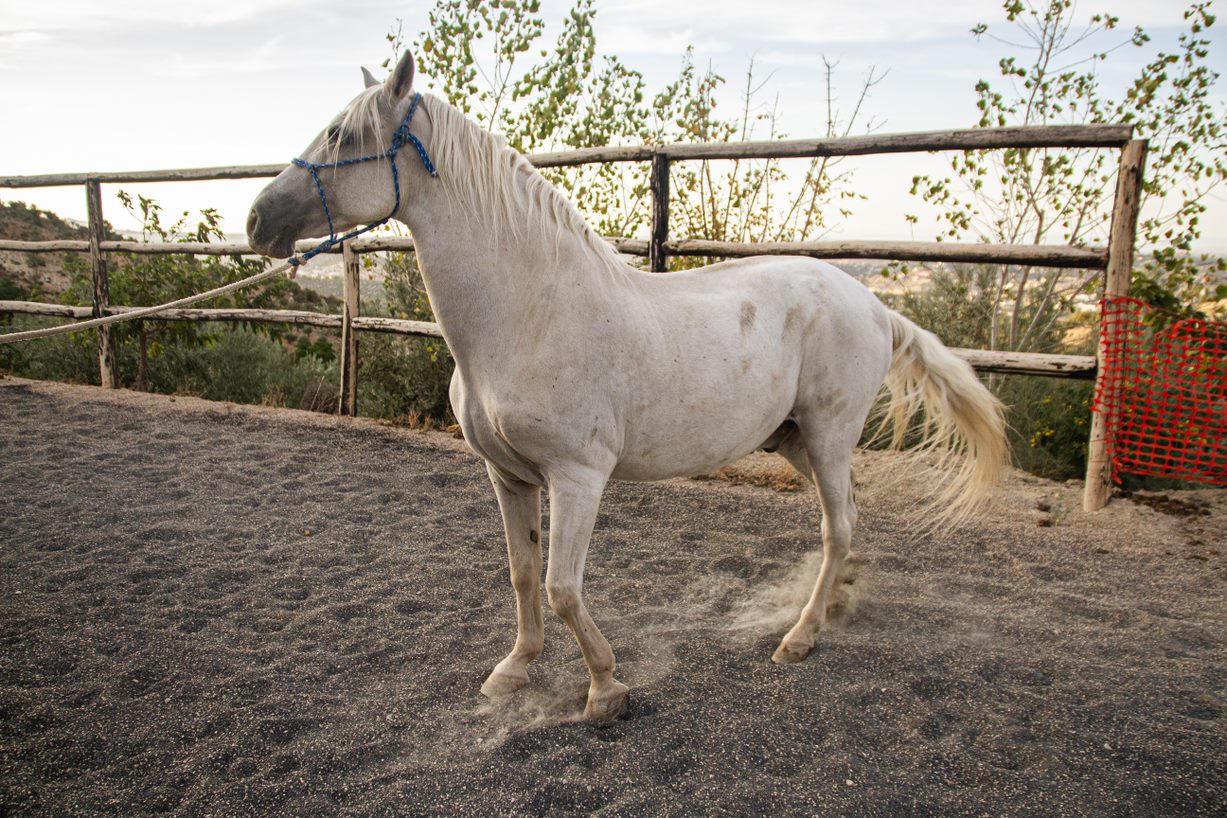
[356,250,455,425]
[145,326,338,411]
[0,317,339,412]
[0,315,101,385]
[997,376,1094,481]
[0,278,27,300]
[358,335,453,423]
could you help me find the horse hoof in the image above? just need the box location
[584,681,629,722]
[771,638,813,665]
[480,668,529,697]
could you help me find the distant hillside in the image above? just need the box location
[0,200,113,297]
[0,200,341,316]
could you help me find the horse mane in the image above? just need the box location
[419,95,629,272]
[326,88,627,271]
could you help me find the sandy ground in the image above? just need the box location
[1,376,1224,817]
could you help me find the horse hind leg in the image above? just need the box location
[771,427,858,665]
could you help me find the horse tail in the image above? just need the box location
[877,309,1008,527]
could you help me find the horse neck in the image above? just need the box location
[398,142,629,371]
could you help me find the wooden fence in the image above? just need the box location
[0,123,1145,509]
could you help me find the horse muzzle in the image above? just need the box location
[246,195,303,259]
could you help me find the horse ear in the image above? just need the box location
[361,67,379,89]
[384,51,415,102]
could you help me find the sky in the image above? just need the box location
[1,0,1223,251]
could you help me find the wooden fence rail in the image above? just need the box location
[0,300,444,337]
[0,124,1133,189]
[0,236,1108,268]
[0,300,1096,378]
[0,122,1141,507]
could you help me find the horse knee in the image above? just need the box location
[546,581,582,618]
[510,566,539,597]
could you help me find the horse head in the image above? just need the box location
[246,51,432,258]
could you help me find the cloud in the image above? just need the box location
[598,0,986,49]
[596,0,1202,54]
[0,0,321,31]
[0,30,51,48]
[0,1,389,79]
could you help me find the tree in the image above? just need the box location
[908,0,1225,353]
[392,0,883,264]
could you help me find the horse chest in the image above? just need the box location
[451,369,616,484]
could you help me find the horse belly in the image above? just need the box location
[611,356,798,481]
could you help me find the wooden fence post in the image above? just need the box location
[85,179,118,388]
[1083,138,1148,512]
[649,152,670,273]
[338,241,360,416]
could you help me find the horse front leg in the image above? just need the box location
[481,466,544,697]
[545,471,628,721]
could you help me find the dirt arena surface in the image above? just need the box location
[1,376,1224,817]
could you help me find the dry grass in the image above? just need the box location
[693,453,806,493]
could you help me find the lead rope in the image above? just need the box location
[0,93,437,345]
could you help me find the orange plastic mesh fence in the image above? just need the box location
[1092,296,1227,485]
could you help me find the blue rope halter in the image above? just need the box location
[288,92,437,266]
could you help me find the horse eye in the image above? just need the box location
[326,123,342,143]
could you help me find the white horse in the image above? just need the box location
[248,52,1006,720]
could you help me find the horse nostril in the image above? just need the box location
[246,207,260,238]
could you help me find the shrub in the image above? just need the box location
[357,334,453,423]
[0,315,100,385]
[145,326,338,411]
[356,250,455,425]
